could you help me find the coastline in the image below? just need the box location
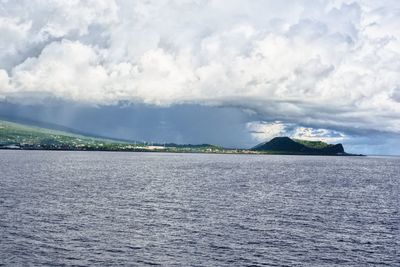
[0,147,365,156]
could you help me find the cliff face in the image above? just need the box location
[251,137,346,155]
[320,144,345,154]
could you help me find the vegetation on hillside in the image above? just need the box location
[0,120,226,153]
[0,120,357,155]
[293,139,331,149]
[252,137,347,155]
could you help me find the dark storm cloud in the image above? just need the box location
[0,101,255,148]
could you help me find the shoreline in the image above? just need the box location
[0,147,365,156]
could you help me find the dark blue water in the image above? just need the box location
[0,151,399,266]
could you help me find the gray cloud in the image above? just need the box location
[0,0,400,148]
[0,101,255,148]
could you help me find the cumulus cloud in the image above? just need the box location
[11,40,109,103]
[247,121,346,143]
[0,0,400,138]
[0,69,10,98]
[0,0,117,69]
[247,121,288,142]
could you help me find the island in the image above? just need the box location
[251,136,355,155]
[0,119,362,156]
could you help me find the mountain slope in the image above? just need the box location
[0,120,222,152]
[251,137,346,155]
[0,120,127,149]
[0,115,136,143]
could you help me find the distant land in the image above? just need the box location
[252,137,352,155]
[0,119,361,156]
[0,120,222,153]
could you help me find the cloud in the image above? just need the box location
[247,121,347,143]
[0,101,255,148]
[11,40,109,103]
[247,121,288,142]
[0,0,400,138]
[0,69,10,98]
[0,17,32,70]
[0,0,117,70]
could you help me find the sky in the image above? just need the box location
[0,0,400,154]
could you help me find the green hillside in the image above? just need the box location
[0,120,358,155]
[251,137,347,155]
[0,120,224,153]
[293,139,331,149]
[0,120,127,149]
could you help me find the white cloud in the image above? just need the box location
[0,0,117,70]
[11,40,109,103]
[0,17,32,69]
[291,127,346,143]
[0,0,399,136]
[0,69,10,99]
[247,121,347,143]
[247,121,288,142]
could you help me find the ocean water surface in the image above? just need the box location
[0,150,399,266]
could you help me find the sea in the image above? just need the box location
[0,150,399,266]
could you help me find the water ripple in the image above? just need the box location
[1,151,399,266]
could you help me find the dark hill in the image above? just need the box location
[252,137,346,155]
